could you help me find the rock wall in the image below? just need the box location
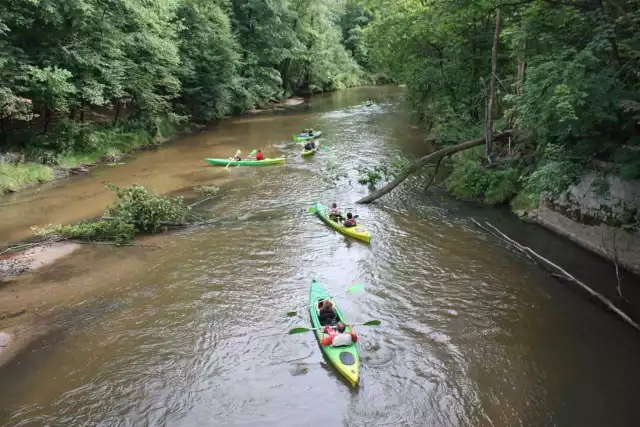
[536,172,640,276]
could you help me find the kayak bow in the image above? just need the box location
[309,279,360,387]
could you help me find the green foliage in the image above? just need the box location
[366,0,640,210]
[614,146,640,180]
[195,185,220,197]
[1,0,373,155]
[104,184,189,233]
[357,157,410,188]
[446,149,519,205]
[523,161,582,198]
[33,220,136,246]
[33,184,191,244]
[357,166,386,187]
[0,163,53,194]
[177,0,240,121]
[25,66,76,115]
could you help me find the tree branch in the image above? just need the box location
[357,131,513,204]
[473,219,640,332]
[423,156,444,192]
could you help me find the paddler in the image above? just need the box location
[343,212,357,228]
[303,140,315,151]
[318,299,337,325]
[321,322,358,347]
[328,203,343,222]
[232,150,242,161]
[254,149,265,161]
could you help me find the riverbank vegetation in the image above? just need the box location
[32,184,196,245]
[0,0,377,194]
[356,0,640,216]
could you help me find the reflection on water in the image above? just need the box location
[1,87,640,427]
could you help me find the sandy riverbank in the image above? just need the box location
[0,238,164,367]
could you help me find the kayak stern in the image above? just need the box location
[309,279,360,387]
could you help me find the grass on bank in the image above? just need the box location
[1,119,178,195]
[0,163,53,194]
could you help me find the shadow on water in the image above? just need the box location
[1,86,640,427]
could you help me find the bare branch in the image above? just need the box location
[472,219,640,333]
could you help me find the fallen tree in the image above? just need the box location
[472,219,640,333]
[356,130,513,204]
[32,184,219,245]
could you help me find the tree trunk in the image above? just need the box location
[43,105,50,134]
[595,0,621,66]
[356,131,513,204]
[516,37,526,96]
[485,9,501,160]
[114,100,121,123]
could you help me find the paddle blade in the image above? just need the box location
[361,320,381,326]
[248,149,257,157]
[347,283,364,293]
[286,311,298,317]
[288,327,313,335]
[307,206,317,213]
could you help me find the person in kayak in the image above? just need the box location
[300,130,309,137]
[255,149,264,161]
[303,141,316,151]
[328,203,343,222]
[343,212,357,227]
[232,150,242,161]
[318,299,337,325]
[321,322,358,347]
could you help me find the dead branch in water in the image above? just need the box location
[101,216,187,227]
[357,131,513,204]
[0,239,64,256]
[602,229,626,301]
[69,240,160,248]
[471,219,640,332]
[187,195,217,209]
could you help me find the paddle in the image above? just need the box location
[286,283,364,317]
[288,320,381,335]
[237,149,257,167]
[307,206,357,214]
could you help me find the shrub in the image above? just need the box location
[104,184,189,233]
[446,151,520,205]
[33,220,135,246]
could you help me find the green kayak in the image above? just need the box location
[309,279,360,387]
[293,131,322,142]
[205,157,285,166]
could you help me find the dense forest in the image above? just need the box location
[0,0,373,189]
[361,0,640,212]
[2,0,639,216]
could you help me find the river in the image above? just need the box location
[1,87,640,426]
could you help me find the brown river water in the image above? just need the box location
[2,87,640,426]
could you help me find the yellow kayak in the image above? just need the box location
[311,202,371,243]
[301,146,319,157]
